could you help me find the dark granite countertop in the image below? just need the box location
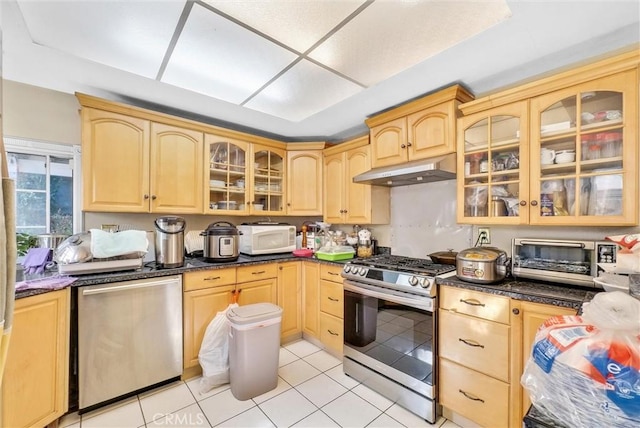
[16,256,598,313]
[15,253,347,299]
[436,275,597,310]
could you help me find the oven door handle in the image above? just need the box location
[343,280,433,312]
[517,240,586,248]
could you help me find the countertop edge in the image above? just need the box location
[17,257,598,309]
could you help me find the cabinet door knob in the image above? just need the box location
[400,144,406,149]
[151,195,157,200]
[531,200,538,206]
[407,142,413,147]
[144,194,149,199]
[519,200,527,206]
[512,308,520,315]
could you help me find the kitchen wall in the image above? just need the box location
[382,180,640,258]
[3,80,80,145]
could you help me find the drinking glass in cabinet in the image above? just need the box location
[586,175,623,216]
[465,185,488,217]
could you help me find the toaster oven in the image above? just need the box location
[512,238,618,287]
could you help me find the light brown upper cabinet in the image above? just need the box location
[286,144,324,216]
[458,50,639,226]
[252,144,286,215]
[150,123,204,214]
[366,85,474,168]
[79,96,203,214]
[205,134,250,215]
[323,136,389,225]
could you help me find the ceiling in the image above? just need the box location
[2,1,639,142]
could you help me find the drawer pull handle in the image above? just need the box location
[459,389,484,403]
[459,338,484,348]
[204,276,221,281]
[328,297,339,302]
[252,270,266,275]
[328,329,339,336]
[328,272,340,276]
[460,298,485,307]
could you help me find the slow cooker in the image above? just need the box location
[456,246,508,284]
[201,222,241,262]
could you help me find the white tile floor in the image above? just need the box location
[58,339,463,428]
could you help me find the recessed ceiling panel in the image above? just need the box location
[245,60,362,122]
[162,3,298,104]
[203,0,367,53]
[17,1,183,78]
[309,0,511,86]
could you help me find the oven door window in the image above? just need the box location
[344,290,435,385]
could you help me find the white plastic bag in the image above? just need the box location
[198,303,238,394]
[521,292,640,427]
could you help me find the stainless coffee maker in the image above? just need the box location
[154,216,186,268]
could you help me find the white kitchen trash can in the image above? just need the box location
[226,302,283,400]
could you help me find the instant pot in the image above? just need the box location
[456,246,508,284]
[154,216,186,268]
[201,222,241,262]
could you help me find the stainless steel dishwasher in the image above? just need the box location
[77,275,183,411]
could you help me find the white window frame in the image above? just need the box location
[4,137,82,233]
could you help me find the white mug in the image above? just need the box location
[541,148,556,165]
[555,150,576,164]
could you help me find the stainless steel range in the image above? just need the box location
[341,255,456,423]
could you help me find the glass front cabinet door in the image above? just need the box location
[458,102,529,224]
[252,145,285,215]
[529,71,637,225]
[205,135,249,214]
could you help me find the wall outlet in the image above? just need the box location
[478,227,491,245]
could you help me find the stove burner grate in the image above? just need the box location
[351,254,455,275]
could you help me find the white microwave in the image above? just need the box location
[236,224,296,255]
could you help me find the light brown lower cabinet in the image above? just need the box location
[278,262,302,343]
[439,285,579,427]
[182,265,277,376]
[302,261,320,339]
[1,289,70,428]
[440,358,510,428]
[512,300,576,420]
[318,264,344,356]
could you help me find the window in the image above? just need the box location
[5,138,82,235]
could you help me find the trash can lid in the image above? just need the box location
[227,303,283,325]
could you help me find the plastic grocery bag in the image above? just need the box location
[521,291,640,427]
[198,303,238,394]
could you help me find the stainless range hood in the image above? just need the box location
[353,153,457,187]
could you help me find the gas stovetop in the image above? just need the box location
[349,254,456,276]
[342,255,456,297]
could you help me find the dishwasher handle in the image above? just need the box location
[82,277,180,296]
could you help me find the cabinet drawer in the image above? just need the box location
[440,286,510,324]
[320,280,343,318]
[439,309,510,382]
[320,264,343,282]
[183,268,236,291]
[320,312,343,355]
[439,358,509,428]
[237,263,278,283]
